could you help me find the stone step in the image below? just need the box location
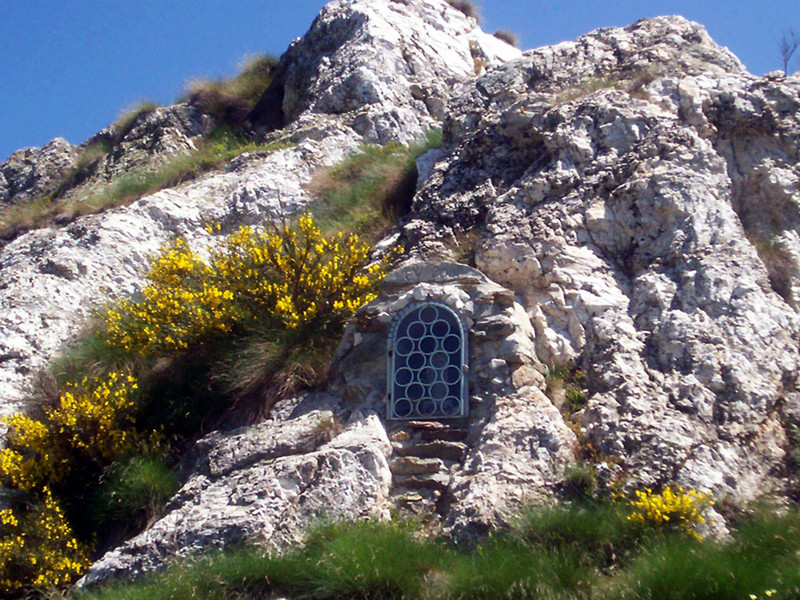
[394,440,467,462]
[390,456,443,476]
[393,471,449,492]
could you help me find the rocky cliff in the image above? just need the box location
[2,0,800,588]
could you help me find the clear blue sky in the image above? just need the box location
[1,0,798,160]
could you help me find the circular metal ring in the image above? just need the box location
[430,351,449,369]
[395,368,413,386]
[395,336,414,357]
[442,334,461,353]
[408,322,426,339]
[407,383,424,400]
[394,399,413,418]
[419,335,437,354]
[419,305,439,323]
[430,319,450,337]
[441,396,461,416]
[418,399,437,416]
[431,381,448,400]
[443,365,461,384]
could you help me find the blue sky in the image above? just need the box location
[1,0,798,160]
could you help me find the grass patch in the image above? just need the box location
[93,456,179,535]
[445,0,481,21]
[493,29,519,47]
[545,363,587,415]
[112,100,160,143]
[0,130,292,239]
[307,128,442,242]
[78,503,800,600]
[182,54,278,125]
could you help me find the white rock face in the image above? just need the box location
[261,0,520,142]
[0,0,511,414]
[5,1,800,589]
[78,408,393,587]
[404,15,800,501]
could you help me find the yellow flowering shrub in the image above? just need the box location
[0,487,91,595]
[103,215,385,355]
[627,487,712,539]
[0,373,154,491]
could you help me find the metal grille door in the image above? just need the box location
[388,302,468,420]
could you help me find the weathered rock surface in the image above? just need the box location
[91,104,213,181]
[4,0,800,589]
[332,262,576,540]
[404,15,800,502]
[0,137,78,205]
[79,407,393,587]
[0,0,513,414]
[251,0,520,142]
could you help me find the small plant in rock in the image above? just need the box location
[546,363,587,415]
[626,487,712,540]
[778,28,799,76]
[493,29,519,47]
[562,462,597,501]
[94,456,179,531]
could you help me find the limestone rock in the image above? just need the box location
[0,138,78,205]
[4,2,800,589]
[79,409,393,588]
[0,131,362,415]
[251,0,520,143]
[404,15,800,502]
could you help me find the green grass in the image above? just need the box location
[308,128,442,242]
[93,457,179,533]
[0,131,292,239]
[75,504,800,600]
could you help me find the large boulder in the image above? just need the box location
[79,407,393,587]
[0,137,78,205]
[249,0,520,143]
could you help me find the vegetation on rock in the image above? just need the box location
[0,207,392,595]
[78,499,800,600]
[182,54,278,125]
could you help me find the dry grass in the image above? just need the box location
[493,29,519,47]
[113,100,159,142]
[0,134,292,240]
[183,54,278,125]
[446,0,481,21]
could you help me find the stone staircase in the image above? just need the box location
[388,420,469,517]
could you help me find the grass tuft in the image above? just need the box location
[445,0,481,22]
[93,456,179,533]
[493,29,519,47]
[308,128,442,242]
[112,100,160,143]
[183,54,278,125]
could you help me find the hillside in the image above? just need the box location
[0,0,799,595]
